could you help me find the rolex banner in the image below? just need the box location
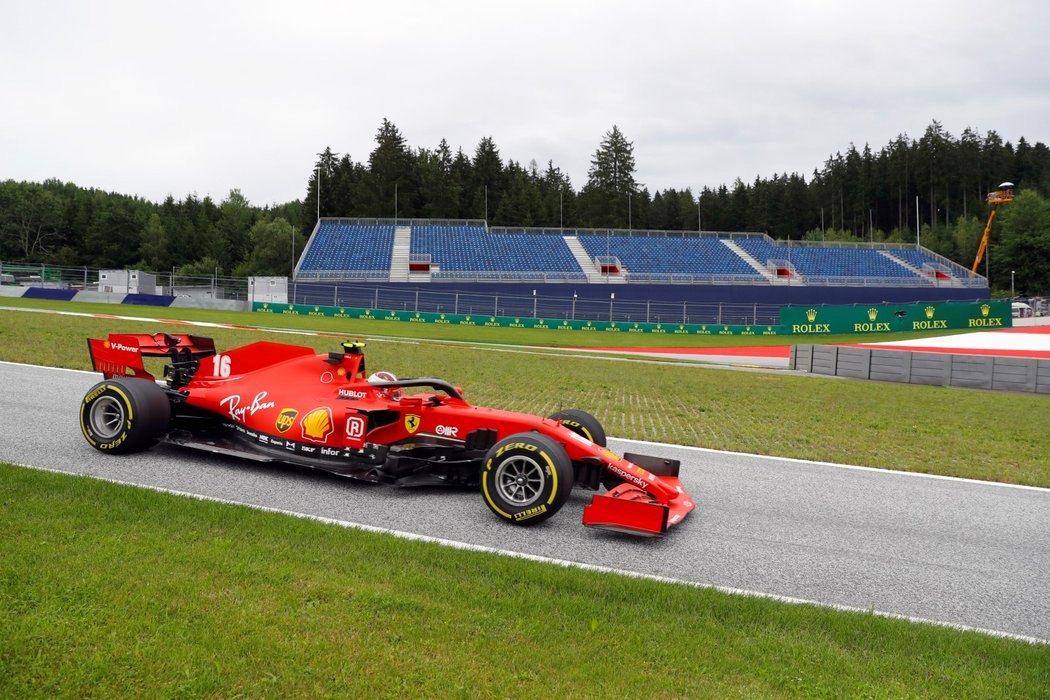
[252,300,1009,336]
[778,300,1011,335]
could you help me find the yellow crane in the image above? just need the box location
[971,182,1014,275]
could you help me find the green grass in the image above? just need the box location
[3,302,1049,487]
[2,465,1047,699]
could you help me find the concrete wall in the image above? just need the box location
[791,344,1050,394]
[0,285,247,313]
[169,297,248,312]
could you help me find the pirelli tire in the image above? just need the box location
[481,433,574,526]
[549,408,606,447]
[80,378,171,454]
[549,408,621,490]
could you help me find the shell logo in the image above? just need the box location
[300,407,334,443]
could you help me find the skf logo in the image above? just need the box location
[275,409,298,433]
[980,304,990,317]
[300,407,333,443]
[806,308,818,322]
[404,414,421,434]
[925,306,935,319]
[867,308,878,321]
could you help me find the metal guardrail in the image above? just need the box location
[0,263,251,300]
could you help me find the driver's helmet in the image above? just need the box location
[367,371,402,401]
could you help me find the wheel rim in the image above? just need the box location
[494,455,546,507]
[90,395,126,440]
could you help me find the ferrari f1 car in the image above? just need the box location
[80,333,694,536]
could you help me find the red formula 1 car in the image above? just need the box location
[79,333,695,536]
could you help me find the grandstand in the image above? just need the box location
[296,218,978,287]
[291,218,988,322]
[296,222,396,279]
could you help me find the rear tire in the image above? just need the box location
[80,378,171,454]
[481,433,573,525]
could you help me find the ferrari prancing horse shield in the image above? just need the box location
[404,414,421,434]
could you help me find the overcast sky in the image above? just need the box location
[3,1,1048,207]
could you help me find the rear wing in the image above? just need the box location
[87,333,216,380]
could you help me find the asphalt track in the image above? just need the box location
[2,362,1048,643]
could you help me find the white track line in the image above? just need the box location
[11,462,1046,645]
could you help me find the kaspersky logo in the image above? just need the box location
[867,308,878,321]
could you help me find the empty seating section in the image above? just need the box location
[411,225,583,276]
[296,221,957,285]
[577,235,760,277]
[735,239,921,279]
[299,223,395,275]
[892,249,951,271]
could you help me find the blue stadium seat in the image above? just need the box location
[298,224,396,275]
[577,234,760,277]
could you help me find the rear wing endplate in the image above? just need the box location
[87,333,216,379]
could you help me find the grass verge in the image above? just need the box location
[2,465,1047,698]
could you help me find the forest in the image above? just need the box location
[2,119,1049,294]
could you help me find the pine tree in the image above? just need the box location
[579,125,638,228]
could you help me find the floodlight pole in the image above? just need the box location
[915,195,920,246]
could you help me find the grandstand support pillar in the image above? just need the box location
[572,293,577,320]
[415,290,419,312]
[532,289,537,318]
[682,301,687,324]
[454,293,459,314]
[646,301,650,323]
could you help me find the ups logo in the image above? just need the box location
[275,408,298,433]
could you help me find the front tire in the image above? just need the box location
[550,408,619,490]
[80,378,171,454]
[481,433,573,525]
[549,408,606,447]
